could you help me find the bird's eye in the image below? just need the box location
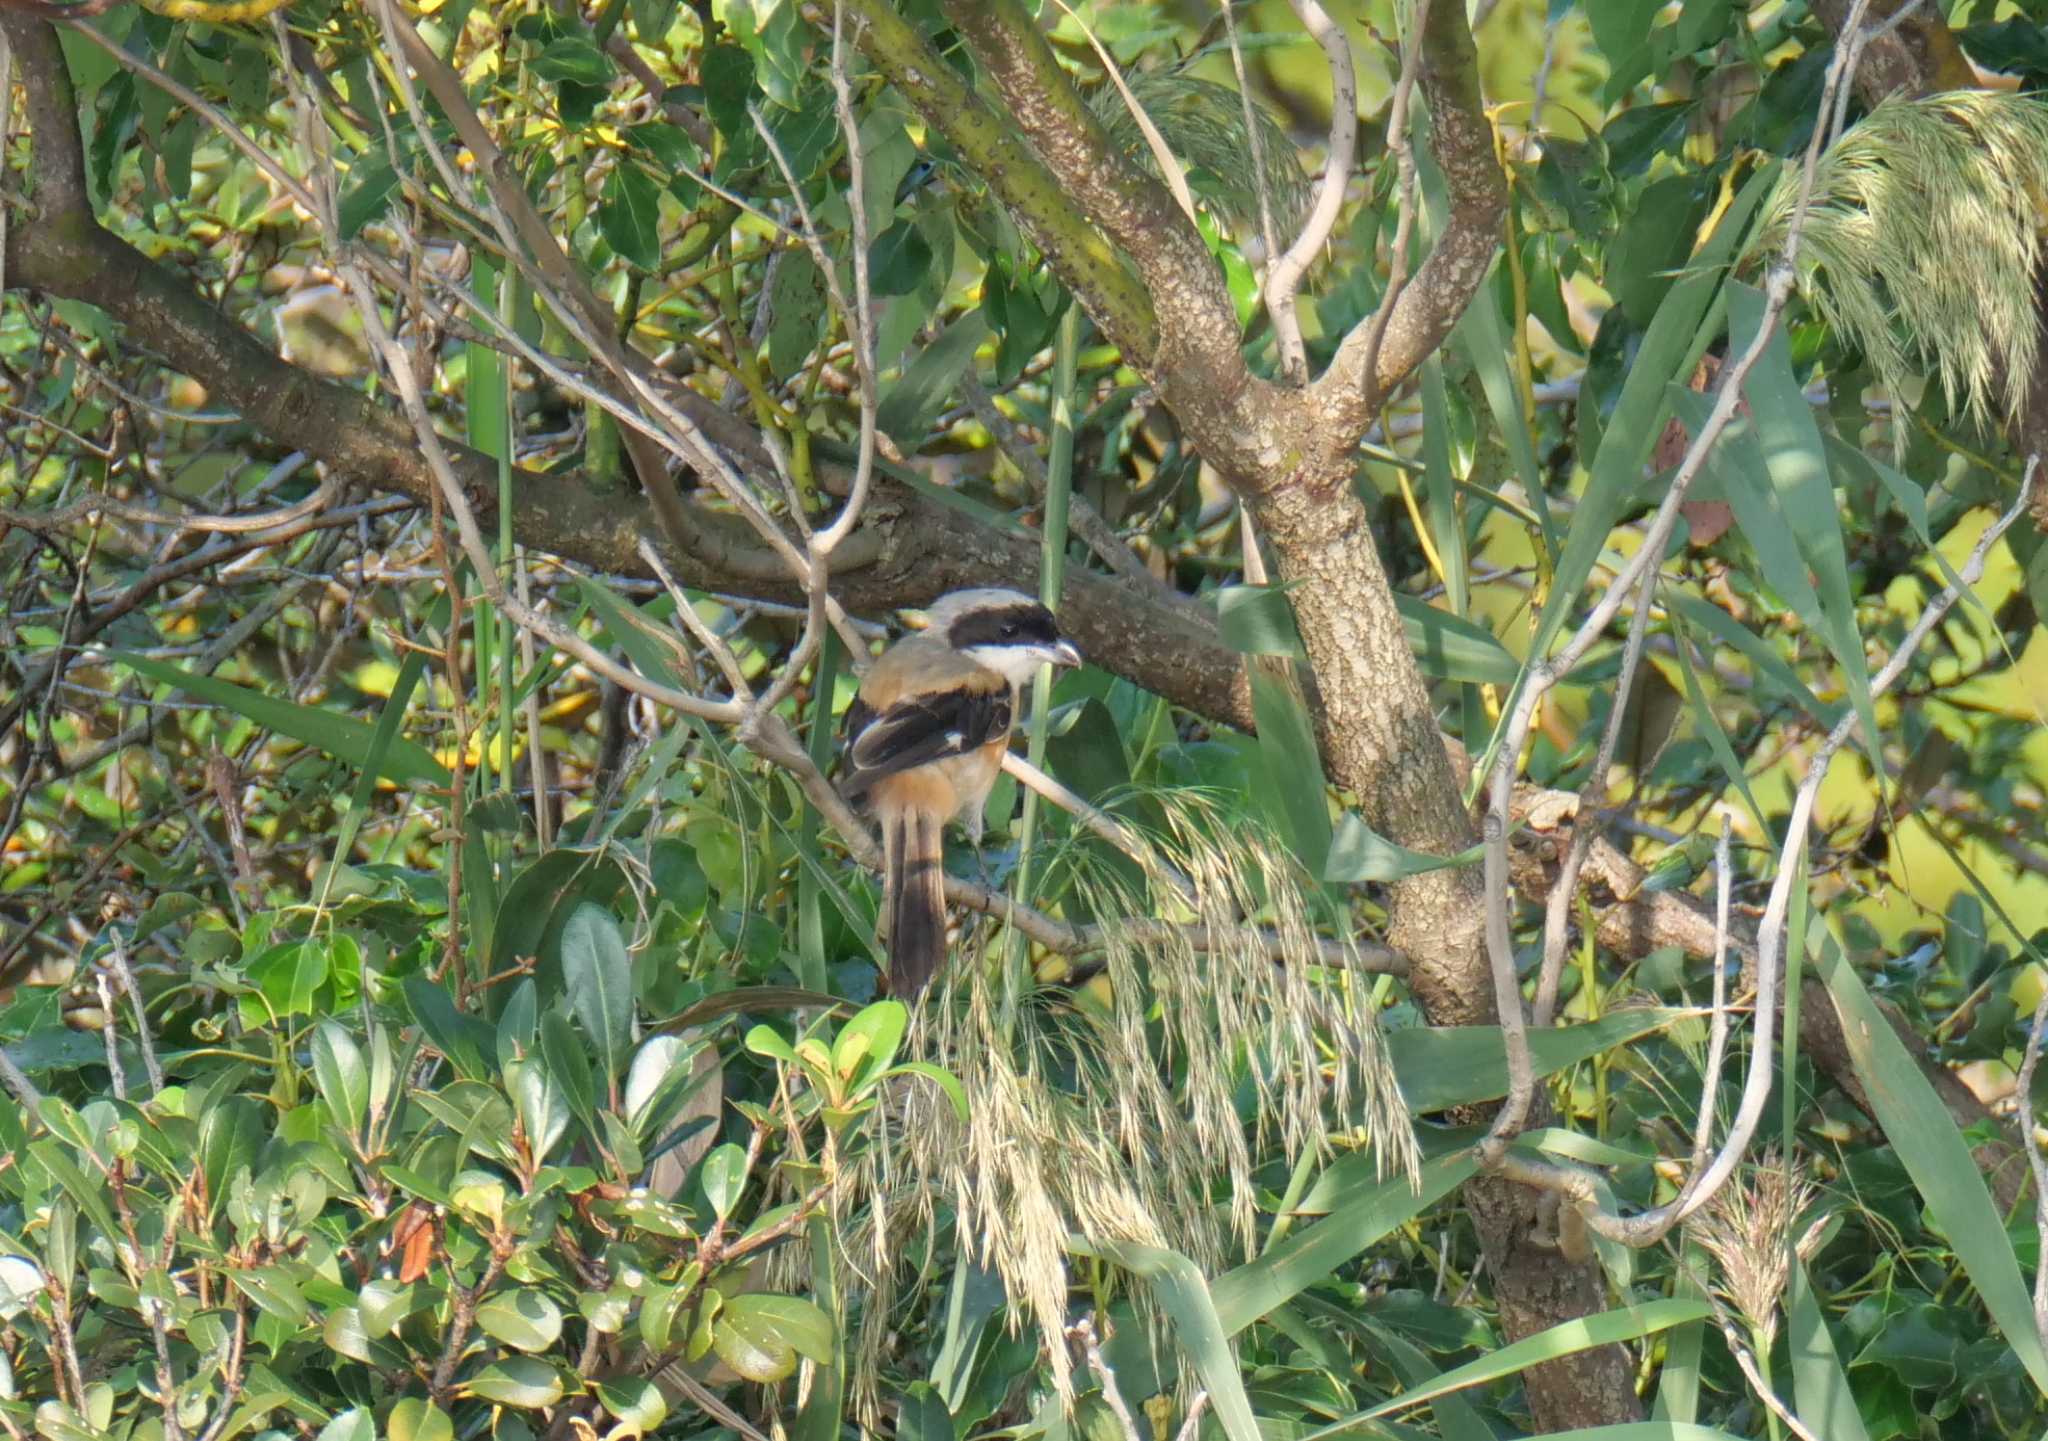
[999,621,1020,639]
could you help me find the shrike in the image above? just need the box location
[838,589,1081,996]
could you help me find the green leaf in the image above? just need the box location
[701,1141,747,1219]
[476,1288,565,1353]
[877,313,988,442]
[1726,281,1877,770]
[1382,1008,1698,1116]
[463,1356,567,1408]
[539,1008,599,1141]
[768,248,828,379]
[711,1293,833,1383]
[722,1292,836,1363]
[106,650,446,786]
[596,1377,669,1432]
[701,44,755,137]
[1816,936,2048,1396]
[1662,589,1837,730]
[1069,1238,1261,1441]
[1249,664,1332,880]
[310,1022,369,1142]
[338,153,400,240]
[359,1279,415,1338]
[1529,163,1775,665]
[898,1382,958,1441]
[831,1000,907,1085]
[226,1266,309,1325]
[600,164,664,272]
[1455,265,1555,555]
[1214,584,1306,657]
[323,1305,372,1363]
[869,219,936,298]
[561,902,633,1083]
[532,36,612,85]
[403,976,494,1082]
[1788,1256,1871,1441]
[1304,1300,1711,1435]
[315,1408,376,1441]
[886,1061,970,1124]
[1324,812,1483,884]
[1213,1152,1478,1333]
[386,1398,454,1441]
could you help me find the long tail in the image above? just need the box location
[883,806,946,998]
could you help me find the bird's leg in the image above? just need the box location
[960,800,992,887]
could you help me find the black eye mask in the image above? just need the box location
[947,604,1062,651]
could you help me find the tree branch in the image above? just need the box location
[1315,0,1505,423]
[0,16,1254,733]
[936,0,1247,402]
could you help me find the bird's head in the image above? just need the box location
[923,588,1082,686]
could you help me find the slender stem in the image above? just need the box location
[1003,302,1083,994]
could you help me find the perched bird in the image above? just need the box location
[838,589,1082,997]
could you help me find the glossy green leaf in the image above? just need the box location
[386,1398,454,1441]
[596,1376,669,1432]
[463,1356,567,1407]
[310,1021,368,1142]
[722,1292,836,1363]
[315,1408,375,1441]
[476,1288,565,1353]
[701,1141,747,1219]
[832,1000,907,1085]
[561,902,633,1083]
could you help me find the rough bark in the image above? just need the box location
[896,2,1638,1425]
[0,4,1644,1423]
[1506,785,2031,1218]
[0,16,1254,733]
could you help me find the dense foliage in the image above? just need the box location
[6,1,2048,1440]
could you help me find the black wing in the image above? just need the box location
[838,686,1011,804]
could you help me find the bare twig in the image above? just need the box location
[1481,0,1883,1157]
[1495,459,2037,1245]
[1068,1315,1143,1441]
[1335,0,1431,406]
[2017,944,2048,1356]
[1716,1313,1823,1441]
[1265,0,1357,381]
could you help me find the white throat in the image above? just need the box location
[964,645,1051,689]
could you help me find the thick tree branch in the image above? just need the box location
[1316,0,1505,424]
[936,0,1250,408]
[836,0,1157,364]
[0,16,1252,733]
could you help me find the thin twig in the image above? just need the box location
[1347,0,1432,408]
[2016,943,2048,1356]
[1266,0,1357,381]
[1481,0,1883,1156]
[1494,459,2037,1244]
[1068,1315,1143,1441]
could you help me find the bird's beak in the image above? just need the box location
[1047,639,1083,669]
